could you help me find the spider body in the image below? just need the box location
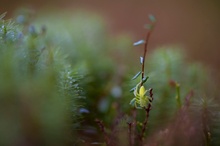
[130,84,151,109]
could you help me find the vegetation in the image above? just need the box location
[0,11,219,146]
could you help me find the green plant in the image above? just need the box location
[0,12,83,146]
[90,12,220,145]
[1,9,219,146]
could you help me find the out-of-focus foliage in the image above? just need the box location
[145,48,209,128]
[120,47,220,145]
[1,9,220,146]
[149,48,219,146]
[0,10,134,145]
[32,11,134,126]
[34,11,219,145]
[0,12,83,145]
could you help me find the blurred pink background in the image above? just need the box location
[2,0,220,73]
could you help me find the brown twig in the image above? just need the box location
[133,18,155,145]
[131,108,137,146]
[127,122,133,146]
[95,119,111,146]
[140,30,153,86]
[138,26,154,142]
[139,88,154,142]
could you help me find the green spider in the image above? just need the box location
[130,83,151,109]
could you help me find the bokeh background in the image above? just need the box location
[2,0,220,73]
[1,0,220,146]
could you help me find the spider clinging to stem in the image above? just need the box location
[130,82,152,109]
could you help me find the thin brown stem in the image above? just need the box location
[141,31,152,86]
[127,122,133,146]
[95,119,111,146]
[132,108,137,145]
[138,29,153,142]
[134,20,155,145]
[139,88,153,142]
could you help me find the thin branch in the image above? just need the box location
[140,30,152,86]
[133,18,155,144]
[95,119,111,146]
[139,88,154,141]
[132,108,137,146]
[127,122,133,146]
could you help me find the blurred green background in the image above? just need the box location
[2,0,220,73]
[1,1,220,146]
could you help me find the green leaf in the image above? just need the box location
[129,86,136,92]
[0,12,7,20]
[132,71,141,80]
[133,40,145,46]
[142,76,149,84]
[140,57,143,64]
[149,14,156,23]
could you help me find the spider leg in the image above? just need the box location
[130,98,136,106]
[137,99,144,109]
[135,100,142,109]
[136,99,140,104]
[135,101,138,108]
[133,82,142,96]
[136,95,140,100]
[144,90,148,96]
[136,106,142,109]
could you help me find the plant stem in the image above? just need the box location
[95,119,111,146]
[141,30,152,86]
[132,108,137,146]
[127,122,133,146]
[139,88,153,142]
[175,83,182,109]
